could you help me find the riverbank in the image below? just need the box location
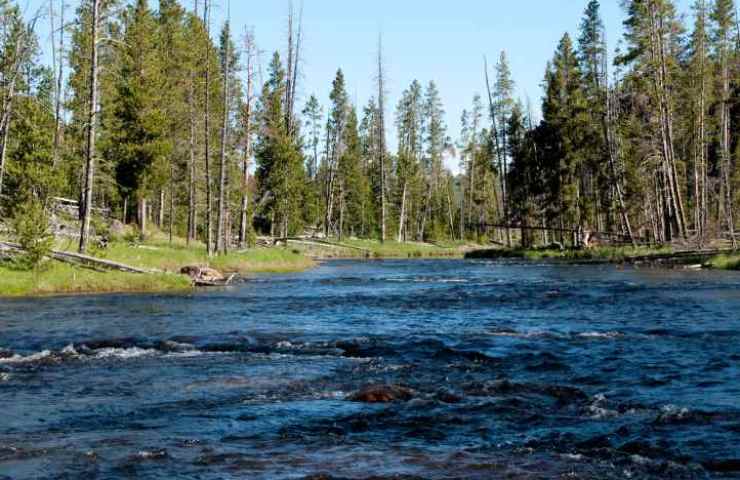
[465,246,674,263]
[286,238,477,259]
[466,245,740,270]
[0,236,315,298]
[706,253,740,270]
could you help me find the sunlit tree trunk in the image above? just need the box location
[79,0,100,254]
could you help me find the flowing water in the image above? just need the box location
[1,259,739,479]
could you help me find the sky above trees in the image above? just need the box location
[25,0,693,172]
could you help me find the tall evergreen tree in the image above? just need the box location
[255,52,306,238]
[108,0,169,236]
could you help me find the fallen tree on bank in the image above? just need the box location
[0,240,160,274]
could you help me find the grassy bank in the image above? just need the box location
[0,262,191,297]
[466,245,673,263]
[1,234,315,298]
[288,238,476,259]
[706,254,740,270]
[95,239,315,274]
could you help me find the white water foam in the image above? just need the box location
[92,347,159,359]
[578,331,623,339]
[0,350,53,364]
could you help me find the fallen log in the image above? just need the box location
[180,265,237,287]
[285,238,371,254]
[194,274,237,287]
[0,241,159,274]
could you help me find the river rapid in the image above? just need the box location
[0,259,739,479]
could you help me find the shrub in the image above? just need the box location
[11,199,54,270]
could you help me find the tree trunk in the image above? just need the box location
[138,198,147,235]
[377,35,387,243]
[158,189,164,229]
[0,106,11,201]
[239,34,254,249]
[397,181,407,243]
[338,183,345,241]
[217,24,229,255]
[169,163,175,244]
[51,0,65,169]
[203,0,213,256]
[647,1,686,239]
[79,0,100,254]
[603,83,635,246]
[719,42,736,248]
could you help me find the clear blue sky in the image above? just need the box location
[25,0,693,172]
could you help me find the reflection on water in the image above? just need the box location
[1,259,739,479]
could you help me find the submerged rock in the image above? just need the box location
[347,384,416,403]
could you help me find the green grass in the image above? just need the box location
[295,238,475,259]
[706,254,740,270]
[55,230,316,275]
[466,245,673,262]
[0,261,191,298]
[1,232,315,298]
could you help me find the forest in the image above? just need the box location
[1,0,739,257]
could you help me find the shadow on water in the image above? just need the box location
[1,260,739,479]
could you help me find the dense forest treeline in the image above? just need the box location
[1,0,739,256]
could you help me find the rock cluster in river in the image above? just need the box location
[347,384,416,403]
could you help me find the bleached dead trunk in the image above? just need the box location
[78,0,100,254]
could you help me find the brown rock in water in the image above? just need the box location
[180,266,225,283]
[347,384,416,403]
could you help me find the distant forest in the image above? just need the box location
[1,0,739,254]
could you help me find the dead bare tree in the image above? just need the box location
[238,27,257,249]
[49,0,65,169]
[376,33,387,243]
[216,17,231,255]
[203,0,213,256]
[483,55,506,244]
[646,0,687,240]
[284,0,303,137]
[79,0,100,253]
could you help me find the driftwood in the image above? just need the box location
[180,265,237,287]
[0,241,159,274]
[193,274,237,287]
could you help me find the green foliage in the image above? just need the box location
[11,199,54,270]
[255,52,307,237]
[109,0,171,203]
[707,254,740,270]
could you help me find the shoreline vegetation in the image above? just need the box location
[4,0,740,299]
[3,230,739,298]
[0,230,481,298]
[0,231,316,298]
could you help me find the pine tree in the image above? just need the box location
[324,69,349,238]
[541,33,588,242]
[0,1,36,206]
[711,0,737,246]
[495,51,515,245]
[577,0,609,231]
[216,20,237,254]
[255,52,306,238]
[687,0,711,244]
[108,0,169,237]
[238,27,258,248]
[421,81,449,240]
[619,0,688,240]
[395,80,423,242]
[338,106,367,238]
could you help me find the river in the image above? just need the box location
[1,259,739,479]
